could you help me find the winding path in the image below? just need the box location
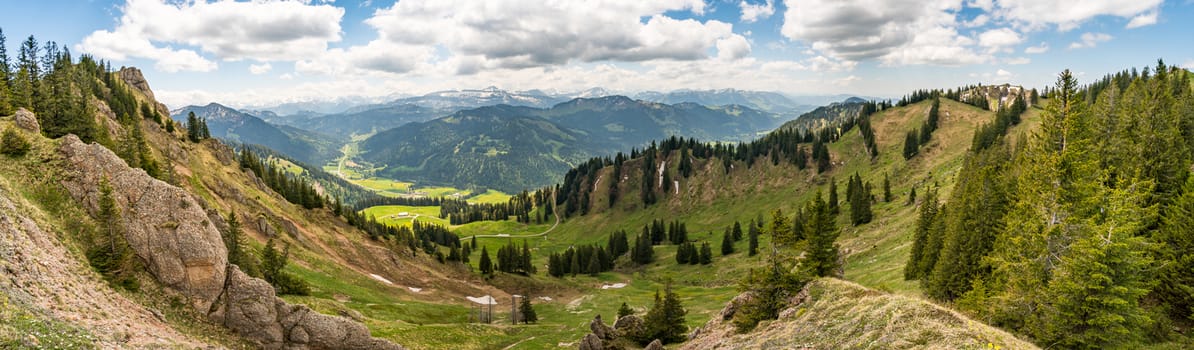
[461,196,561,240]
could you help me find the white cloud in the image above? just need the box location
[987,0,1163,31]
[978,28,1023,53]
[1024,42,1049,54]
[249,63,272,75]
[1126,11,1158,28]
[716,35,753,61]
[1182,60,1194,70]
[1068,32,1112,49]
[781,0,987,66]
[739,0,775,23]
[78,0,343,72]
[345,0,732,74]
[963,14,990,28]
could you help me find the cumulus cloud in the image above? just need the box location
[249,63,272,75]
[1024,42,1050,54]
[78,0,343,72]
[1184,60,1194,70]
[1068,32,1112,49]
[781,0,987,66]
[740,0,775,23]
[987,0,1163,31]
[335,0,736,74]
[978,28,1023,53]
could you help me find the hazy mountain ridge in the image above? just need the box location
[171,103,343,164]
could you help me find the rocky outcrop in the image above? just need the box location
[58,135,404,350]
[13,108,39,133]
[59,134,227,311]
[118,67,170,116]
[0,174,206,347]
[578,334,604,350]
[613,315,645,340]
[211,266,404,350]
[590,314,615,340]
[643,339,664,350]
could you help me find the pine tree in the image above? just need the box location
[848,173,872,226]
[0,28,10,115]
[767,208,794,246]
[747,221,759,256]
[827,178,839,215]
[186,111,200,142]
[721,229,735,256]
[643,282,687,345]
[519,296,537,324]
[479,246,493,276]
[223,211,254,275]
[87,176,136,290]
[587,250,601,276]
[731,221,743,241]
[904,187,938,280]
[618,302,634,318]
[883,173,893,202]
[1155,174,1194,322]
[802,191,839,277]
[699,242,713,265]
[0,126,30,156]
[903,130,919,160]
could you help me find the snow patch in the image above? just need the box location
[601,283,627,289]
[408,287,423,293]
[538,296,553,301]
[369,274,393,285]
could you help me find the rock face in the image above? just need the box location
[212,267,404,350]
[0,179,207,347]
[59,134,228,311]
[59,135,405,350]
[578,334,604,350]
[13,108,39,133]
[643,339,664,350]
[118,67,170,115]
[590,314,615,340]
[613,315,645,340]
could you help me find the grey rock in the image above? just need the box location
[613,315,645,341]
[643,339,664,350]
[590,314,615,340]
[257,216,278,238]
[578,334,603,350]
[58,135,227,311]
[13,108,38,133]
[721,291,755,320]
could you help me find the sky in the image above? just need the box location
[1,0,1192,110]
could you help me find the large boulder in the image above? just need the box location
[590,314,616,340]
[578,334,603,350]
[643,339,664,350]
[118,67,170,116]
[13,108,39,133]
[58,135,227,311]
[613,315,645,340]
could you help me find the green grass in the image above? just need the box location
[360,205,448,227]
[0,292,99,349]
[466,189,512,204]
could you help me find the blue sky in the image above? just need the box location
[1,0,1191,109]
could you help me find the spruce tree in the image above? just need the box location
[1155,174,1194,322]
[698,242,713,265]
[802,191,839,277]
[903,130,919,160]
[618,302,634,318]
[479,246,493,276]
[519,296,537,324]
[768,208,794,246]
[0,126,30,156]
[87,176,136,290]
[883,173,892,202]
[643,283,687,345]
[747,222,759,256]
[904,188,938,280]
[732,221,743,241]
[721,229,735,256]
[827,178,839,215]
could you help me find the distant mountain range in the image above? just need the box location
[777,97,871,132]
[170,103,342,165]
[358,96,783,192]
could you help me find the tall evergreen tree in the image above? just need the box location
[802,191,839,277]
[827,178,839,215]
[747,221,759,256]
[519,296,537,324]
[883,173,893,202]
[642,283,687,345]
[905,187,939,280]
[1155,174,1194,322]
[721,229,735,256]
[479,246,493,276]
